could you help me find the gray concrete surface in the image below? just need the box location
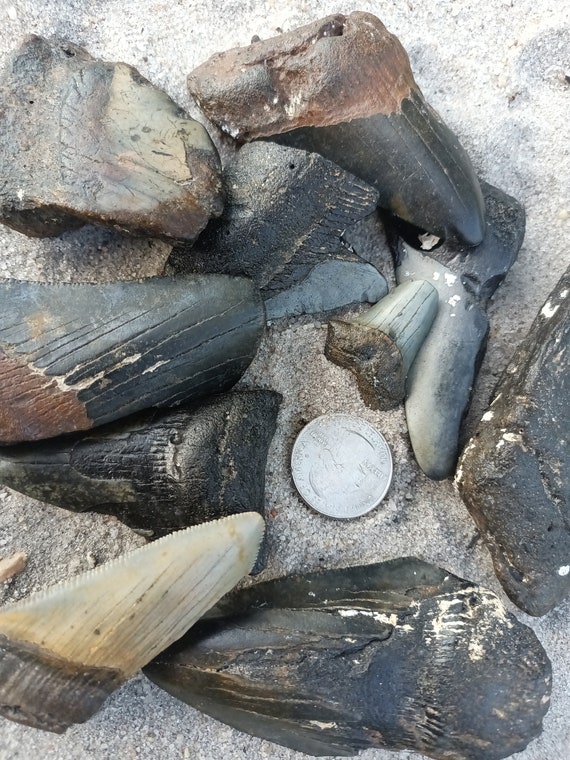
[0,1,568,758]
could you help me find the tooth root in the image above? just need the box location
[0,275,264,444]
[187,11,485,244]
[325,281,438,410]
[0,512,264,733]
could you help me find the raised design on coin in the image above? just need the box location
[291,413,393,519]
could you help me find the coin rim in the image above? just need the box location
[291,413,393,519]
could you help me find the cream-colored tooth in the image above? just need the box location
[0,512,264,676]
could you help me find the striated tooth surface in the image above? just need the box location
[0,512,264,733]
[0,35,222,241]
[167,141,384,317]
[145,558,551,760]
[388,182,524,479]
[0,275,264,444]
[0,390,280,571]
[187,12,484,244]
[325,280,438,410]
[457,265,569,616]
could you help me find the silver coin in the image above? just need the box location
[291,413,393,519]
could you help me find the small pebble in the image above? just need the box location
[0,552,28,583]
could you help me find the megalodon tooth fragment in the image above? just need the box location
[0,275,264,444]
[168,141,386,317]
[187,12,485,244]
[145,558,551,760]
[325,280,438,410]
[456,265,569,616]
[0,512,264,733]
[0,390,280,547]
[387,182,525,479]
[0,35,223,241]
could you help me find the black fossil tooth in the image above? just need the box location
[325,280,438,410]
[187,12,485,244]
[0,387,279,531]
[168,141,386,317]
[0,514,264,733]
[386,181,525,479]
[0,275,264,444]
[145,558,551,760]
[0,35,223,242]
[456,265,570,616]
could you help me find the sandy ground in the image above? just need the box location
[0,1,569,759]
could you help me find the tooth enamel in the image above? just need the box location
[0,513,264,732]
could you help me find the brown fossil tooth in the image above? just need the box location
[0,275,264,445]
[325,280,438,410]
[145,558,551,759]
[0,512,264,733]
[187,12,485,244]
[0,35,223,242]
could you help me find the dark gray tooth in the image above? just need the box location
[0,391,279,572]
[456,265,570,616]
[0,275,264,444]
[392,244,489,479]
[187,12,485,245]
[387,181,525,479]
[145,558,551,760]
[325,281,438,410]
[168,141,383,317]
[0,514,264,733]
[0,35,222,242]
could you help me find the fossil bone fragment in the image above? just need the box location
[457,265,569,616]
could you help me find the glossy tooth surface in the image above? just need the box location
[0,275,264,444]
[0,512,264,733]
[168,142,384,317]
[0,390,279,571]
[325,281,438,410]
[146,558,551,760]
[187,12,484,244]
[457,265,569,616]
[0,35,222,241]
[388,182,524,479]
[0,513,264,733]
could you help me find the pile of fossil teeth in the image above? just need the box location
[0,9,565,760]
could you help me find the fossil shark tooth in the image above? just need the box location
[0,390,280,571]
[325,281,438,410]
[145,558,551,760]
[167,141,386,317]
[187,12,485,245]
[456,265,569,616]
[0,275,264,445]
[0,512,264,733]
[0,35,222,242]
[386,182,524,479]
